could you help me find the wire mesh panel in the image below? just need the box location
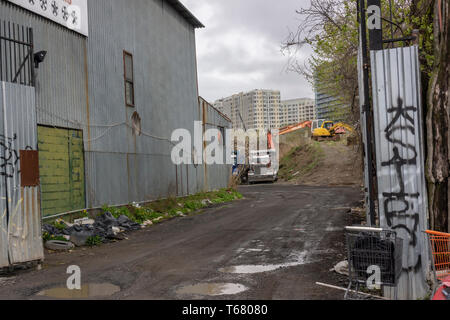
[346,228,403,287]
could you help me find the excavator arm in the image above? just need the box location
[330,123,354,134]
[279,121,312,136]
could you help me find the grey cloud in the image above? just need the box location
[182,0,314,102]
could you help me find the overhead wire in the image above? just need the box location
[35,106,197,158]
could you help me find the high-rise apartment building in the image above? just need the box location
[315,91,350,122]
[279,98,316,128]
[314,75,350,122]
[214,90,281,130]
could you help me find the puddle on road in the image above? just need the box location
[219,251,308,275]
[0,277,15,285]
[326,226,343,232]
[177,283,248,296]
[237,248,270,254]
[220,265,286,274]
[36,283,121,299]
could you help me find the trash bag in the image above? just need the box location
[116,215,141,231]
[43,211,141,246]
[96,212,119,228]
[43,224,62,236]
[70,230,96,247]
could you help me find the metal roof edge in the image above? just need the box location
[199,96,232,123]
[165,0,205,29]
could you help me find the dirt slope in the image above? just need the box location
[279,136,363,187]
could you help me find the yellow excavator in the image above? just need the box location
[312,120,353,141]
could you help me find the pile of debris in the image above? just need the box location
[43,212,141,249]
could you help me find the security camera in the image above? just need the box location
[34,51,47,68]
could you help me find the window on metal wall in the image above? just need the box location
[124,51,135,107]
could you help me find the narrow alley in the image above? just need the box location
[0,184,361,300]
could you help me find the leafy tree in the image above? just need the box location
[283,0,359,123]
[283,0,421,122]
[424,0,449,232]
[284,0,448,231]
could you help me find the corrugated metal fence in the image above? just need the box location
[371,45,429,299]
[198,97,232,193]
[0,19,43,268]
[0,81,43,268]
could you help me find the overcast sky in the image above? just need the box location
[181,0,314,103]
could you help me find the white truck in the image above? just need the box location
[245,149,278,184]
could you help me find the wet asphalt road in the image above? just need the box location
[0,184,362,300]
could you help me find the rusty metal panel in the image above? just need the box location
[20,150,39,187]
[371,46,429,299]
[0,81,43,267]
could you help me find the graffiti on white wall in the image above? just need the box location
[6,0,88,36]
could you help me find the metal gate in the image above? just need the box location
[0,20,35,86]
[0,20,43,268]
[38,126,86,217]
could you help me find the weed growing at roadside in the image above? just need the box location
[184,200,203,211]
[133,207,163,224]
[43,232,69,243]
[86,236,103,247]
[101,188,243,226]
[81,210,89,218]
[102,205,132,219]
[51,220,67,231]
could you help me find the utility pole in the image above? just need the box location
[358,0,377,226]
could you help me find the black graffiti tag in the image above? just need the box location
[51,1,58,17]
[384,97,418,159]
[381,97,421,270]
[0,134,19,178]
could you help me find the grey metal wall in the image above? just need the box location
[199,97,232,193]
[1,0,231,214]
[0,0,89,131]
[84,0,203,207]
[371,45,429,300]
[0,82,43,267]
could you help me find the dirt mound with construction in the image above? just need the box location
[279,128,312,159]
[279,131,363,187]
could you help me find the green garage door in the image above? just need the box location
[38,126,85,217]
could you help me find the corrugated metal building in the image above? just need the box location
[0,0,231,224]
